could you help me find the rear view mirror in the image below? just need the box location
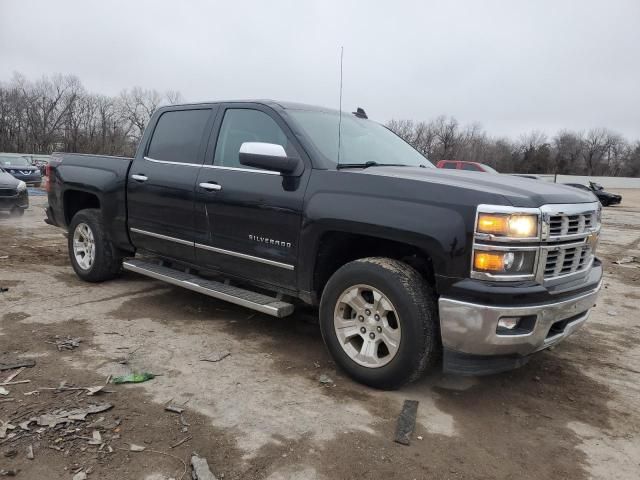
[239,142,301,175]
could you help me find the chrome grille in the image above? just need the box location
[544,244,592,278]
[541,203,600,281]
[548,212,596,238]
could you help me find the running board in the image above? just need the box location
[123,259,294,318]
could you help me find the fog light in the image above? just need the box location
[498,317,520,331]
[496,315,537,335]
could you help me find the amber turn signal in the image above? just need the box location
[477,214,509,235]
[473,251,506,272]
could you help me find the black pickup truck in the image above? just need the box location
[46,101,603,389]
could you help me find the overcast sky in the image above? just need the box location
[1,0,638,139]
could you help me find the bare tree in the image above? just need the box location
[581,128,609,176]
[1,71,638,177]
[432,115,460,160]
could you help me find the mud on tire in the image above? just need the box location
[319,257,440,390]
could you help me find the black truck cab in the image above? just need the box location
[46,100,602,389]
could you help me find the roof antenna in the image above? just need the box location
[337,46,344,165]
[352,107,368,119]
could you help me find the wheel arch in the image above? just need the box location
[308,228,443,304]
[63,189,101,226]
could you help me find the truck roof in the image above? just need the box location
[162,100,340,114]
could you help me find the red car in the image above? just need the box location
[436,160,498,173]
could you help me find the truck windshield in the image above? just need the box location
[288,110,433,168]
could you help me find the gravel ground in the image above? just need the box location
[1,190,639,480]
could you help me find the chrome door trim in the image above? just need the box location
[144,156,202,168]
[130,227,194,246]
[209,165,281,175]
[144,156,280,175]
[195,242,294,270]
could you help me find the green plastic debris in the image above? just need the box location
[112,372,155,384]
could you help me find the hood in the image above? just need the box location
[0,170,21,188]
[357,167,597,208]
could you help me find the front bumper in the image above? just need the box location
[438,273,602,374]
[0,190,29,211]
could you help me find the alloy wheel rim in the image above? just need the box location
[333,284,401,368]
[72,223,95,271]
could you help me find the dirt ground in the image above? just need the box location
[1,189,639,480]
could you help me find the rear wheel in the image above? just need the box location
[68,209,122,282]
[319,257,440,390]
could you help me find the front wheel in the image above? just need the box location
[319,257,440,390]
[68,209,122,282]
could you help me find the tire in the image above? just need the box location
[319,257,440,390]
[68,209,122,282]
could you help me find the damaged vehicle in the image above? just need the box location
[45,101,603,389]
[0,166,29,217]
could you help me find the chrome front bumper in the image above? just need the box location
[438,281,602,357]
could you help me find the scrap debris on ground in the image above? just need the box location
[0,360,35,372]
[199,351,231,363]
[191,454,218,480]
[46,336,82,351]
[614,255,637,265]
[394,399,419,446]
[111,372,155,384]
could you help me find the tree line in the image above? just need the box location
[386,117,640,177]
[0,73,182,157]
[0,72,638,176]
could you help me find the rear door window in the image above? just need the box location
[441,162,457,169]
[147,109,211,164]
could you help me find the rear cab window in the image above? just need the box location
[461,163,481,171]
[147,109,211,164]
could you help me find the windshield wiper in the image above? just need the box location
[336,161,410,170]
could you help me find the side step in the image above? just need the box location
[122,259,295,318]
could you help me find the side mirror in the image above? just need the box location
[239,142,301,175]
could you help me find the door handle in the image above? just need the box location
[131,174,148,182]
[199,182,222,192]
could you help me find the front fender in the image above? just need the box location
[298,188,473,293]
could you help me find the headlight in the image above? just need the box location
[472,205,541,280]
[477,213,538,238]
[473,249,537,277]
[17,181,27,192]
